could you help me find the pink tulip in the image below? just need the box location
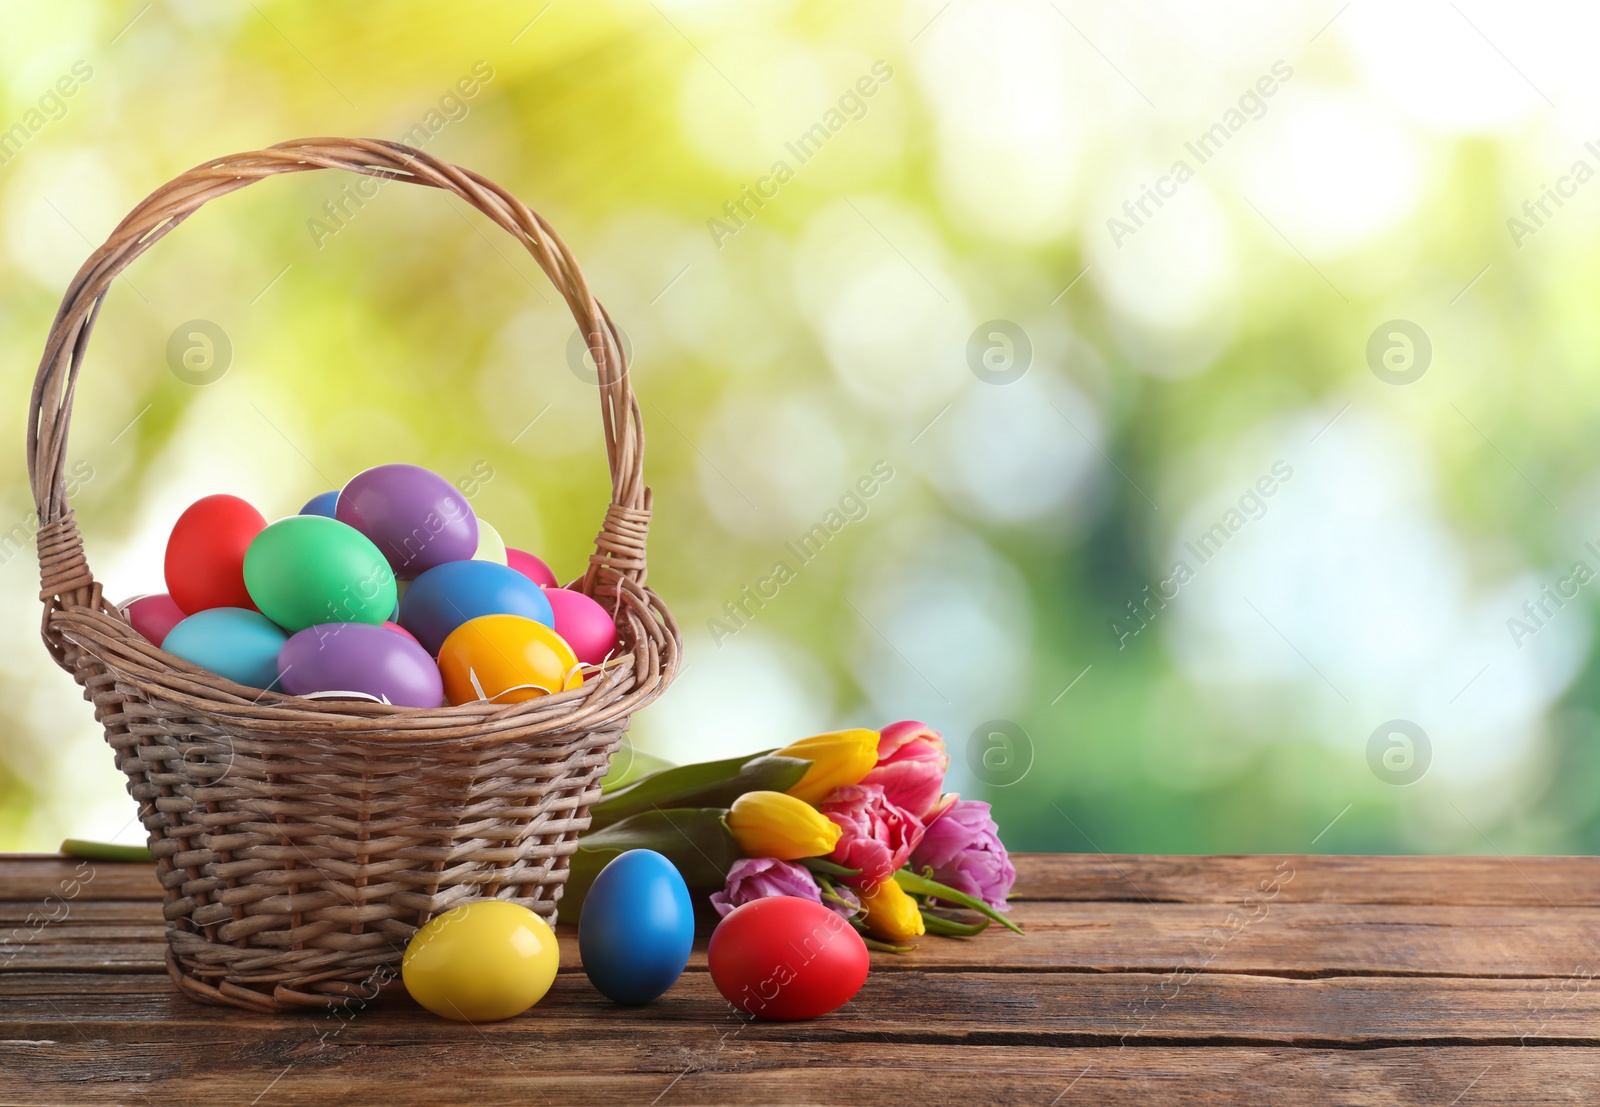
[821,783,926,893]
[910,800,1017,911]
[860,720,950,820]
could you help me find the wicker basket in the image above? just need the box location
[25,138,680,1011]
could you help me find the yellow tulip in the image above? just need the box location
[777,728,880,805]
[859,878,925,943]
[726,790,841,860]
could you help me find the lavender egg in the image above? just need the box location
[277,622,444,708]
[337,463,478,579]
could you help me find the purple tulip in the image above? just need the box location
[710,858,859,920]
[909,800,1017,911]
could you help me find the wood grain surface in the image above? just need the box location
[4,852,1599,1105]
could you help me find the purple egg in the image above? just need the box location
[336,464,478,579]
[277,622,444,708]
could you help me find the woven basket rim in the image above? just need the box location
[27,137,679,733]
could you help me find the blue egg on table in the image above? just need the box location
[399,559,553,655]
[579,849,694,1006]
[162,607,288,689]
[299,490,340,518]
[277,622,443,708]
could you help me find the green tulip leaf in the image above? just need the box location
[894,868,1024,935]
[599,745,677,793]
[919,910,990,937]
[59,839,152,863]
[798,856,860,878]
[587,750,809,831]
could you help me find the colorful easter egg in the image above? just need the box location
[162,607,288,689]
[505,548,558,589]
[163,494,267,613]
[382,620,421,646]
[277,622,443,708]
[243,516,396,632]
[403,901,560,1022]
[473,520,508,565]
[437,614,582,705]
[708,896,869,1020]
[400,561,552,655]
[299,490,340,518]
[337,463,477,578]
[118,593,186,648]
[544,587,620,666]
[579,850,693,1006]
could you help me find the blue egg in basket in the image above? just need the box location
[399,559,553,655]
[299,490,341,518]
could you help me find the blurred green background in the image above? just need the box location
[1,0,1594,857]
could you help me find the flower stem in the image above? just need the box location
[800,857,860,879]
[860,935,918,953]
[919,910,990,937]
[893,869,1024,934]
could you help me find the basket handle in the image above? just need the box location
[28,137,651,645]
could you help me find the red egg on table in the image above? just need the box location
[505,548,558,589]
[164,494,267,614]
[118,593,186,648]
[707,896,869,1020]
[544,586,619,666]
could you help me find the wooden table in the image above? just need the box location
[4,852,1599,1104]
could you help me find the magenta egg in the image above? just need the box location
[336,464,478,579]
[544,587,619,665]
[277,622,444,708]
[120,593,187,648]
[382,620,422,646]
[506,548,558,589]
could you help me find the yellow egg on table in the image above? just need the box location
[402,900,560,1022]
[438,613,584,705]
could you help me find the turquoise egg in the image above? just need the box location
[578,849,693,1006]
[162,607,288,689]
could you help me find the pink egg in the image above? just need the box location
[506,548,558,589]
[383,620,422,647]
[544,586,619,666]
[119,593,187,648]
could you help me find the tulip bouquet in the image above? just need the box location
[561,722,1022,949]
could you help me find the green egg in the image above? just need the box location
[243,516,397,632]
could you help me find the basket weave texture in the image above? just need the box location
[26,137,680,1011]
